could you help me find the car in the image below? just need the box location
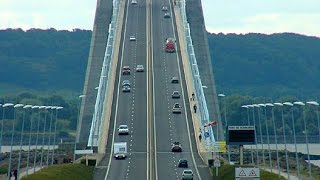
[136,65,144,72]
[182,169,193,180]
[122,85,131,92]
[178,159,188,168]
[122,66,130,75]
[171,77,179,83]
[131,0,137,4]
[164,13,171,18]
[171,91,180,98]
[122,80,131,86]
[114,153,126,159]
[172,103,182,113]
[171,142,182,152]
[162,6,168,11]
[118,125,129,135]
[129,36,136,41]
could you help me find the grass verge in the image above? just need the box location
[21,164,94,180]
[212,164,286,180]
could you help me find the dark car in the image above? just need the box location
[172,91,180,99]
[122,66,130,75]
[178,159,188,168]
[114,153,126,159]
[164,13,171,18]
[171,142,182,152]
[171,77,179,83]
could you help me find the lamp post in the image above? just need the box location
[52,106,63,165]
[293,101,311,179]
[17,104,33,180]
[254,104,265,167]
[33,105,46,173]
[265,103,280,177]
[218,93,230,162]
[241,105,254,165]
[274,102,290,180]
[283,102,300,179]
[1,103,14,163]
[74,95,85,163]
[47,106,57,167]
[40,106,52,169]
[248,104,259,165]
[26,105,39,176]
[306,101,320,144]
[259,103,272,171]
[7,103,24,180]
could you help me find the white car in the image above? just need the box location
[131,0,137,4]
[182,169,193,180]
[136,65,144,72]
[129,36,136,41]
[162,6,168,11]
[118,125,129,135]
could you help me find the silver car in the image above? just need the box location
[182,169,193,180]
[122,80,131,86]
[136,65,144,72]
[122,85,131,92]
[172,103,182,113]
[171,77,179,83]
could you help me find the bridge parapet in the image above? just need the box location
[87,0,121,152]
[176,0,216,149]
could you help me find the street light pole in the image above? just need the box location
[284,102,300,179]
[52,106,63,165]
[294,101,311,179]
[254,104,265,168]
[74,95,85,163]
[0,103,14,164]
[274,103,290,180]
[26,105,39,176]
[306,101,320,144]
[17,105,33,180]
[249,104,260,166]
[40,106,51,169]
[266,103,280,177]
[8,103,24,180]
[241,105,254,165]
[218,93,230,163]
[259,103,272,171]
[33,105,46,173]
[47,106,57,167]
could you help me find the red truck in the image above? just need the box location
[165,38,176,53]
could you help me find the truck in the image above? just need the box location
[114,142,127,159]
[165,38,176,53]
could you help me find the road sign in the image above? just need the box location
[204,132,210,138]
[227,126,256,145]
[75,149,93,155]
[235,167,260,178]
[214,159,221,167]
[211,141,226,153]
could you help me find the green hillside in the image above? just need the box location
[1,29,320,99]
[0,28,90,93]
[208,33,320,98]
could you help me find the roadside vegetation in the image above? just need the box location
[212,164,286,180]
[21,164,94,180]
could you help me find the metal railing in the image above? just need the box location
[177,0,216,149]
[88,0,120,148]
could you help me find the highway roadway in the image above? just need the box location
[94,0,212,179]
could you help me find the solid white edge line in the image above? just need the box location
[146,0,150,178]
[168,0,202,179]
[150,0,159,179]
[104,0,130,179]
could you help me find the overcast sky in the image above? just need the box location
[1,0,319,37]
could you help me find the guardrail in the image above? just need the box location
[177,0,216,149]
[87,0,120,148]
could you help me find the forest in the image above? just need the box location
[1,29,320,136]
